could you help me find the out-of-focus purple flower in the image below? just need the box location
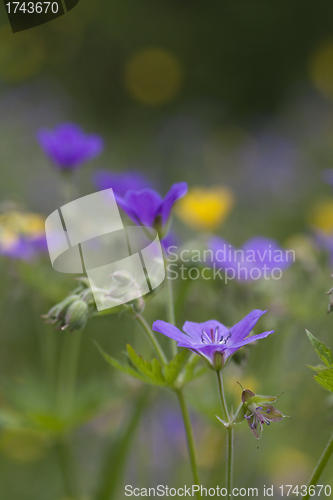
[208,236,293,281]
[0,211,47,260]
[116,182,188,238]
[322,169,333,187]
[153,310,273,371]
[37,123,104,170]
[93,169,153,197]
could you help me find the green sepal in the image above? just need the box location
[231,403,246,424]
[306,330,332,368]
[314,368,333,393]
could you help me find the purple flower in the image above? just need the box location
[208,236,293,281]
[153,309,273,371]
[93,169,153,197]
[37,123,104,170]
[116,182,188,237]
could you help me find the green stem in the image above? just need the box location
[216,371,229,422]
[176,390,201,500]
[56,331,82,415]
[216,371,233,498]
[133,313,168,364]
[304,433,333,500]
[55,436,81,498]
[164,257,177,356]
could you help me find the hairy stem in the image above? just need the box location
[216,371,229,422]
[216,371,233,498]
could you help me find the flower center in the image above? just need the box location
[201,327,231,345]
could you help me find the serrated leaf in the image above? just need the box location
[126,345,166,386]
[314,368,333,393]
[307,364,327,372]
[306,330,332,368]
[96,343,150,383]
[163,350,190,385]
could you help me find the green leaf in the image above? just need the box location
[96,343,150,384]
[163,350,190,385]
[314,368,333,393]
[306,330,332,368]
[126,345,166,386]
[307,364,327,372]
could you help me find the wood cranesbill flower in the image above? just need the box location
[37,123,104,171]
[116,182,187,238]
[240,388,286,440]
[153,309,273,371]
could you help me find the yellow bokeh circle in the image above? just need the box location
[124,48,183,105]
[176,186,235,231]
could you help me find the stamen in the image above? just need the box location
[266,408,271,413]
[256,407,263,411]
[201,330,212,344]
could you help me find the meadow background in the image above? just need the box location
[0,1,333,499]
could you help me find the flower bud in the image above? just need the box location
[111,271,134,286]
[130,296,145,315]
[63,300,89,332]
[42,295,80,326]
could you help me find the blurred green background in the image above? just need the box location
[0,1,333,499]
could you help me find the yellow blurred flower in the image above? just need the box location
[124,48,183,105]
[309,40,333,100]
[308,199,333,234]
[0,212,45,243]
[175,186,234,231]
